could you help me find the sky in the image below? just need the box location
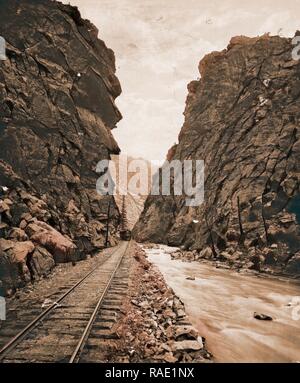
[65,0,300,161]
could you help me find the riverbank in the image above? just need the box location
[112,243,212,362]
[144,244,300,363]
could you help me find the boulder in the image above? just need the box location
[0,239,35,293]
[7,227,28,241]
[199,247,213,259]
[174,326,198,341]
[29,246,55,278]
[0,238,55,293]
[1,240,35,263]
[171,340,202,352]
[27,221,77,263]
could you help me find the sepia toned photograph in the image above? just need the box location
[0,0,299,375]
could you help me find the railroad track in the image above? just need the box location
[0,240,131,363]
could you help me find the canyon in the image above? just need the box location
[0,0,299,365]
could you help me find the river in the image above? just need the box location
[145,245,300,363]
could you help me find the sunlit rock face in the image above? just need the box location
[0,0,122,294]
[135,34,300,275]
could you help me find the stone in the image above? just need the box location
[19,220,28,230]
[197,336,204,349]
[220,251,232,260]
[176,309,186,318]
[171,340,202,352]
[131,299,139,307]
[28,221,77,263]
[285,253,300,274]
[199,247,213,259]
[253,312,273,321]
[21,213,33,222]
[245,261,255,270]
[0,222,8,231]
[162,308,176,320]
[0,239,14,252]
[174,325,198,341]
[7,241,35,262]
[0,239,35,293]
[161,352,177,363]
[29,246,55,278]
[186,276,195,280]
[8,228,28,241]
[0,200,10,213]
[139,300,150,309]
[26,222,44,237]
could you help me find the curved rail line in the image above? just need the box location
[0,240,131,363]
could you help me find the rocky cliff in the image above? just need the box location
[135,34,300,276]
[0,0,122,295]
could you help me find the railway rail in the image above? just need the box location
[0,241,131,363]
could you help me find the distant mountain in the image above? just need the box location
[111,155,155,229]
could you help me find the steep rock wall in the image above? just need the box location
[134,34,300,275]
[0,0,122,294]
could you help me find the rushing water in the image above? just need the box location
[145,246,300,363]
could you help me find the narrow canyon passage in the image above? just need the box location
[145,245,300,363]
[1,0,300,368]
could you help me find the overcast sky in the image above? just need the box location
[65,0,300,161]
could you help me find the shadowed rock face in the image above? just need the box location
[0,0,122,294]
[134,34,300,275]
